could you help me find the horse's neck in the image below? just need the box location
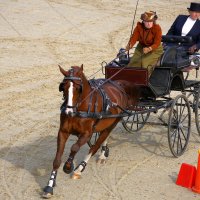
[78,78,106,111]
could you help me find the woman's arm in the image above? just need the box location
[151,24,162,50]
[126,24,140,50]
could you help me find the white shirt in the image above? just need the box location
[181,17,196,36]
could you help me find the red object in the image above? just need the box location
[176,163,196,188]
[192,150,200,194]
[105,66,148,86]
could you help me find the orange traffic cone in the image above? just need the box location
[176,163,196,188]
[192,150,200,194]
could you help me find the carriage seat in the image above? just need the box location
[157,46,190,69]
[161,35,193,44]
[158,35,193,69]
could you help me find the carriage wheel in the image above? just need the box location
[168,94,191,157]
[122,107,150,133]
[195,87,200,135]
[184,89,194,107]
[87,132,100,148]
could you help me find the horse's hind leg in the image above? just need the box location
[94,121,119,164]
[43,130,69,199]
[97,139,109,164]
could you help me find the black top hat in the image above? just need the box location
[187,2,200,12]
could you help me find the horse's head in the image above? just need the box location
[59,65,85,115]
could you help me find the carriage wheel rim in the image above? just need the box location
[168,94,191,157]
[122,108,150,133]
[195,87,200,135]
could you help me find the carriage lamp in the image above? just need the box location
[189,54,200,78]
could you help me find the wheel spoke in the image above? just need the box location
[179,102,186,122]
[132,113,136,121]
[176,104,179,121]
[177,129,183,154]
[126,115,131,122]
[179,98,183,122]
[141,114,145,122]
[136,115,139,129]
[180,113,188,124]
[179,127,187,141]
[171,128,177,137]
[130,118,134,130]
[172,129,177,148]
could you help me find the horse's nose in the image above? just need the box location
[65,108,73,115]
[68,111,72,116]
[65,110,76,117]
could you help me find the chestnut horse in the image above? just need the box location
[43,65,139,198]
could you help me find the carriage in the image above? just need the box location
[101,35,200,158]
[43,35,200,198]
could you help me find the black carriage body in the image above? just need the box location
[105,36,200,99]
[105,57,185,99]
[103,35,200,157]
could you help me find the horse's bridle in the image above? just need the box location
[60,68,83,116]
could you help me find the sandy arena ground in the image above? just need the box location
[0,0,200,199]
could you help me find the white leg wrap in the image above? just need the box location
[98,140,109,161]
[47,170,56,187]
[74,153,92,174]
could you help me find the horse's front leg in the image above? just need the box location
[72,130,110,179]
[72,152,92,180]
[63,134,89,175]
[43,130,69,199]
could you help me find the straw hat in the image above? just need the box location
[140,11,158,22]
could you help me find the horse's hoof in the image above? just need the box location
[42,192,53,199]
[97,159,106,164]
[72,172,81,180]
[63,161,74,174]
[43,186,53,199]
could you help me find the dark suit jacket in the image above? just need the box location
[167,15,200,50]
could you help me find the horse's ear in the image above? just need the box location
[58,65,68,76]
[80,64,83,71]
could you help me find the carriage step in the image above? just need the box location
[185,80,200,88]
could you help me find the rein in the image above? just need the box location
[60,65,130,119]
[79,64,128,105]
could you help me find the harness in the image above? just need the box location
[60,77,128,119]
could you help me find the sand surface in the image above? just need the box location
[0,0,200,199]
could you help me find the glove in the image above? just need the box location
[119,48,126,54]
[143,47,152,54]
[188,44,197,54]
[117,48,126,57]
